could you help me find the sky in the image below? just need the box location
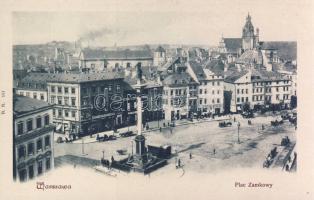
[12,1,302,47]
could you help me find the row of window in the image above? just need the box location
[81,84,121,94]
[200,81,221,86]
[199,89,220,95]
[199,98,221,105]
[53,109,76,118]
[237,88,249,94]
[51,96,76,106]
[17,115,50,135]
[19,91,45,100]
[51,86,76,94]
[17,136,51,160]
[252,80,289,86]
[18,157,51,182]
[18,82,45,89]
[237,97,249,103]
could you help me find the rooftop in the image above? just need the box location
[162,72,197,87]
[260,41,297,61]
[81,48,153,60]
[14,95,51,115]
[223,38,242,53]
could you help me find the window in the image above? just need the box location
[246,97,249,102]
[241,89,244,94]
[46,158,51,171]
[276,94,280,100]
[72,111,76,118]
[17,122,24,135]
[27,143,34,156]
[27,119,33,132]
[58,87,62,93]
[44,115,49,125]
[212,90,215,95]
[33,92,37,99]
[71,98,76,106]
[51,86,55,93]
[237,97,240,102]
[126,62,131,68]
[246,89,248,94]
[20,91,24,96]
[200,99,202,105]
[36,117,42,128]
[18,145,26,160]
[45,136,50,148]
[37,139,42,151]
[108,85,112,92]
[204,89,207,94]
[92,87,96,93]
[57,97,62,105]
[217,98,220,103]
[116,84,121,93]
[199,89,202,94]
[237,89,239,94]
[212,82,215,86]
[212,99,215,104]
[217,81,220,86]
[241,97,244,102]
[58,109,62,117]
[71,87,75,94]
[37,161,43,175]
[64,87,69,94]
[28,165,34,179]
[40,93,44,100]
[26,92,30,97]
[53,109,56,116]
[276,87,279,92]
[217,90,220,94]
[64,97,69,105]
[204,99,207,104]
[171,90,173,95]
[50,96,55,104]
[65,109,69,117]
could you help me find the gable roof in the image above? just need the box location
[188,61,207,81]
[224,70,249,83]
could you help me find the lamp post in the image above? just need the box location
[237,122,241,144]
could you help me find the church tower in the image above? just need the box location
[242,13,257,50]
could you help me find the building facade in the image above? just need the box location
[224,69,292,112]
[46,73,126,136]
[13,95,54,182]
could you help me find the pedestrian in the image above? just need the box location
[189,153,192,159]
[213,148,216,155]
[159,127,162,132]
[262,124,265,130]
[163,122,166,127]
[168,122,170,126]
[234,117,236,122]
[178,159,181,167]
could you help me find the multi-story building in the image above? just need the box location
[162,71,198,120]
[79,48,153,71]
[186,61,224,115]
[46,72,126,136]
[13,95,54,182]
[224,69,292,112]
[15,73,53,102]
[153,46,166,67]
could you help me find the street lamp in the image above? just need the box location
[237,122,241,144]
[102,150,105,159]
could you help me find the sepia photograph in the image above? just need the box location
[1,0,313,199]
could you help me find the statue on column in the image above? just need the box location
[136,63,143,81]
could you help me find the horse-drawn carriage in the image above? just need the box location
[270,119,284,126]
[263,147,278,168]
[219,120,232,128]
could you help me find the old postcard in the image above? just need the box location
[0,0,313,199]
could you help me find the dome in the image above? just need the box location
[236,49,263,65]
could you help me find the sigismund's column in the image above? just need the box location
[133,63,147,166]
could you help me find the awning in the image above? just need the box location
[237,106,242,110]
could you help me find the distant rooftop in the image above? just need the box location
[81,48,153,60]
